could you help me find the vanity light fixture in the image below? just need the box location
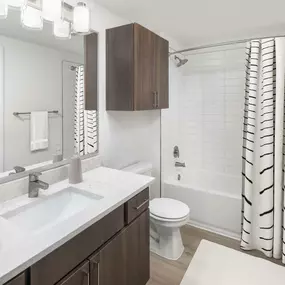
[73,1,90,33]
[54,19,71,39]
[21,4,43,30]
[42,0,62,22]
[7,0,25,8]
[0,1,8,19]
[1,0,91,37]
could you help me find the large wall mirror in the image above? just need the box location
[0,8,98,179]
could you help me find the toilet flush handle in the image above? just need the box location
[134,199,149,210]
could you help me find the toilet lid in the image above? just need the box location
[149,198,190,220]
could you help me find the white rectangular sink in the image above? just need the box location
[1,187,103,233]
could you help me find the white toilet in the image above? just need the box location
[122,162,190,260]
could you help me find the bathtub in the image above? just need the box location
[162,178,241,239]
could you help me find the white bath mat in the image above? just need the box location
[180,239,285,285]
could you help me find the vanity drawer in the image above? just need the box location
[30,206,124,285]
[55,261,89,285]
[125,188,149,224]
[4,272,26,285]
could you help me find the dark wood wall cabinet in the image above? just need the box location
[4,188,150,285]
[85,32,98,111]
[106,23,169,111]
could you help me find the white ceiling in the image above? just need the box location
[94,0,285,48]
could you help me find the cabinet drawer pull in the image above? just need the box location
[152,91,157,108]
[156,91,159,108]
[134,199,149,210]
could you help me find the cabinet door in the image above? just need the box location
[5,272,26,285]
[125,210,150,285]
[134,24,157,110]
[56,261,89,285]
[106,24,134,111]
[156,36,169,109]
[89,230,126,285]
[85,32,98,110]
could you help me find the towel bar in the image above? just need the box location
[13,110,59,116]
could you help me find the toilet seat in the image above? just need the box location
[150,198,190,221]
[150,212,189,222]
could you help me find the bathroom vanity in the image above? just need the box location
[0,167,154,285]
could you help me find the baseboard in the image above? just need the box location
[187,220,240,241]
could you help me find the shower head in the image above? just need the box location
[174,55,188,67]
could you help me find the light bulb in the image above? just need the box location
[21,5,43,30]
[42,0,62,22]
[73,2,90,33]
[54,19,71,39]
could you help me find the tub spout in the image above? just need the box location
[175,162,186,167]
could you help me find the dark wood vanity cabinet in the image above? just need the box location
[89,229,125,285]
[106,23,169,111]
[4,272,26,285]
[19,188,150,285]
[89,209,150,285]
[56,261,89,285]
[125,210,150,285]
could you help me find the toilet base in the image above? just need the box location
[150,221,185,260]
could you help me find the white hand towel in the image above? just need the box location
[30,111,49,152]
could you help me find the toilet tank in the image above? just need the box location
[122,162,153,176]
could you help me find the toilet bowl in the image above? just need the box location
[122,162,190,260]
[149,198,189,260]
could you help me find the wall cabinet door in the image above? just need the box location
[4,272,26,285]
[156,36,169,109]
[133,24,157,110]
[56,261,89,285]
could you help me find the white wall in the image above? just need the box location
[162,44,245,235]
[1,35,83,171]
[85,1,162,199]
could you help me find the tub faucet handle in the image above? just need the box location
[174,146,180,158]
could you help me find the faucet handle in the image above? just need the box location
[9,166,26,175]
[14,166,26,173]
[29,172,42,182]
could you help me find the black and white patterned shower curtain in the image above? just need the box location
[241,38,285,263]
[74,65,98,156]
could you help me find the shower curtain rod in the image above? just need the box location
[169,34,285,56]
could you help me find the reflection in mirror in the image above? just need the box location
[0,8,98,177]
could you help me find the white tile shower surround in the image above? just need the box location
[162,45,246,236]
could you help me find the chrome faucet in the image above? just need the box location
[175,162,186,167]
[9,166,26,175]
[29,172,49,198]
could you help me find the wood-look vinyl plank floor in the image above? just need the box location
[147,225,283,285]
